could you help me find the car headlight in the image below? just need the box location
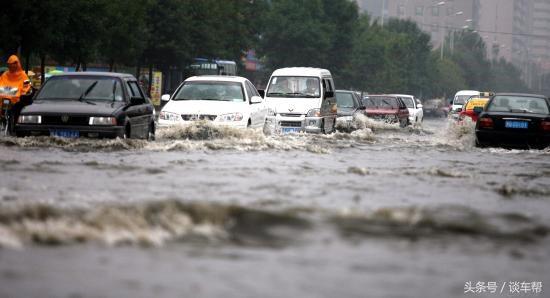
[159,111,180,121]
[218,112,243,122]
[306,108,320,117]
[18,115,41,124]
[89,117,117,125]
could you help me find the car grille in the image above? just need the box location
[280,121,302,127]
[181,114,217,121]
[42,116,89,126]
[279,113,302,117]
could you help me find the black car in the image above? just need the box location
[335,90,366,131]
[475,93,550,149]
[15,72,155,139]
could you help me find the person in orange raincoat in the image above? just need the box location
[0,55,32,104]
[0,55,33,134]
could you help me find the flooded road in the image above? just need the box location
[0,117,549,298]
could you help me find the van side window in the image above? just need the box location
[323,78,334,92]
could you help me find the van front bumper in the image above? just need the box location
[266,115,323,133]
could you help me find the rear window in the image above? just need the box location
[336,92,355,108]
[487,96,549,114]
[362,96,399,109]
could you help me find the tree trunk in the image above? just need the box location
[109,59,114,72]
[25,52,31,73]
[148,64,153,97]
[40,54,46,86]
[83,62,87,71]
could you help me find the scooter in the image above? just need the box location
[0,80,33,136]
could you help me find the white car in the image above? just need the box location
[158,76,268,129]
[392,94,423,125]
[451,90,479,119]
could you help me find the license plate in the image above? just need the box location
[505,120,528,129]
[281,127,301,134]
[50,129,79,138]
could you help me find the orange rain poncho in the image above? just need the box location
[0,55,31,104]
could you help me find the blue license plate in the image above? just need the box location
[505,120,528,129]
[50,129,79,138]
[281,127,301,134]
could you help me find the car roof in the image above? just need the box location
[493,93,547,98]
[53,71,136,79]
[455,90,479,95]
[185,75,248,83]
[390,94,414,98]
[271,67,332,77]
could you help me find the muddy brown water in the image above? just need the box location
[0,118,549,298]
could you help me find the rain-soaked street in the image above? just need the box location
[0,117,549,298]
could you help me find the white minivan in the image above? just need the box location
[264,67,337,134]
[158,76,267,129]
[451,90,479,119]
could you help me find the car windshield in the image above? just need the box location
[454,95,473,105]
[37,76,125,101]
[487,96,549,114]
[362,96,398,109]
[266,76,320,98]
[425,99,442,107]
[173,81,244,102]
[336,92,355,108]
[400,97,414,108]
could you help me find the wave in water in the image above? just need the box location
[0,201,546,249]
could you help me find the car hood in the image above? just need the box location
[265,97,321,115]
[21,99,124,115]
[162,100,248,115]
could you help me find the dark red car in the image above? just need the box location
[362,95,410,127]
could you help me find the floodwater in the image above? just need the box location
[0,117,548,298]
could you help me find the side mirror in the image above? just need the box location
[250,96,262,104]
[258,90,265,98]
[324,91,334,98]
[456,107,463,112]
[358,106,367,110]
[473,106,483,114]
[161,94,170,102]
[130,96,145,106]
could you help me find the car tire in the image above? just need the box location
[147,122,155,141]
[320,119,326,134]
[400,118,407,128]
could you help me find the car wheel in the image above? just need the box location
[320,119,326,134]
[147,122,155,141]
[400,118,407,128]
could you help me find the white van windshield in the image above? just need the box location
[266,76,320,98]
[454,95,472,105]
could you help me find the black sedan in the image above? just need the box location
[335,90,366,131]
[475,93,550,149]
[15,72,155,139]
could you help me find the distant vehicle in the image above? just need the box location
[335,90,366,131]
[458,92,493,122]
[391,94,423,125]
[362,95,409,127]
[188,58,237,76]
[423,98,447,117]
[264,67,337,134]
[475,93,550,149]
[15,72,155,139]
[451,90,479,119]
[158,75,267,129]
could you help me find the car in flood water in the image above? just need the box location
[391,94,423,126]
[264,67,338,134]
[335,90,366,131]
[15,72,155,139]
[158,76,267,129]
[458,92,493,123]
[423,98,447,118]
[362,95,409,127]
[475,93,550,149]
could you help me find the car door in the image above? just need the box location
[245,80,265,127]
[125,80,152,138]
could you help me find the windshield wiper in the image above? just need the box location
[77,81,98,105]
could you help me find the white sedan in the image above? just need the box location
[392,94,424,126]
[158,76,267,129]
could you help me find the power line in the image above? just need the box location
[417,22,550,39]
